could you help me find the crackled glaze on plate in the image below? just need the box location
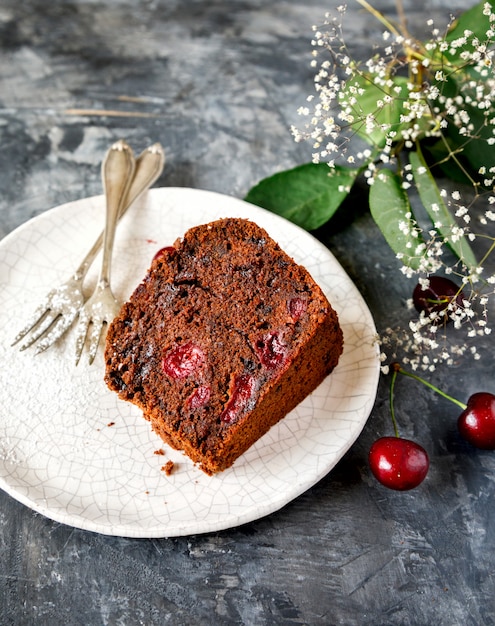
[0,188,380,537]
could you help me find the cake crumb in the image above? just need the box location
[154,448,165,456]
[161,460,175,475]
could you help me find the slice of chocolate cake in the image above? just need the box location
[104,217,343,474]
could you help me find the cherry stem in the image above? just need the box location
[389,366,401,438]
[391,362,467,410]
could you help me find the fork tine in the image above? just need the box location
[11,303,53,346]
[34,314,78,355]
[15,309,62,351]
[87,322,105,365]
[74,311,90,366]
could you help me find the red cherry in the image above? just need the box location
[186,384,211,409]
[458,392,495,449]
[220,374,256,424]
[162,342,205,379]
[412,276,464,321]
[254,331,287,370]
[369,436,429,490]
[287,297,307,321]
[153,246,176,262]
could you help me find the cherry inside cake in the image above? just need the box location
[104,217,343,475]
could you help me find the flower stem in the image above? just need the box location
[392,362,467,410]
[477,236,495,269]
[355,0,402,37]
[395,0,408,35]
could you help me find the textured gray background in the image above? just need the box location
[1,1,494,624]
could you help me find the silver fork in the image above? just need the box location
[12,141,165,354]
[73,140,139,365]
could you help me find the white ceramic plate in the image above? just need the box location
[0,187,379,537]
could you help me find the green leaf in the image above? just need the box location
[244,162,360,231]
[444,0,495,63]
[427,71,495,180]
[444,93,495,176]
[338,72,410,148]
[422,137,474,185]
[369,168,425,270]
[429,1,495,178]
[409,149,477,270]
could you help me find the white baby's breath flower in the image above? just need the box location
[295,3,495,365]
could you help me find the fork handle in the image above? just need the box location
[96,140,136,288]
[72,142,165,281]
